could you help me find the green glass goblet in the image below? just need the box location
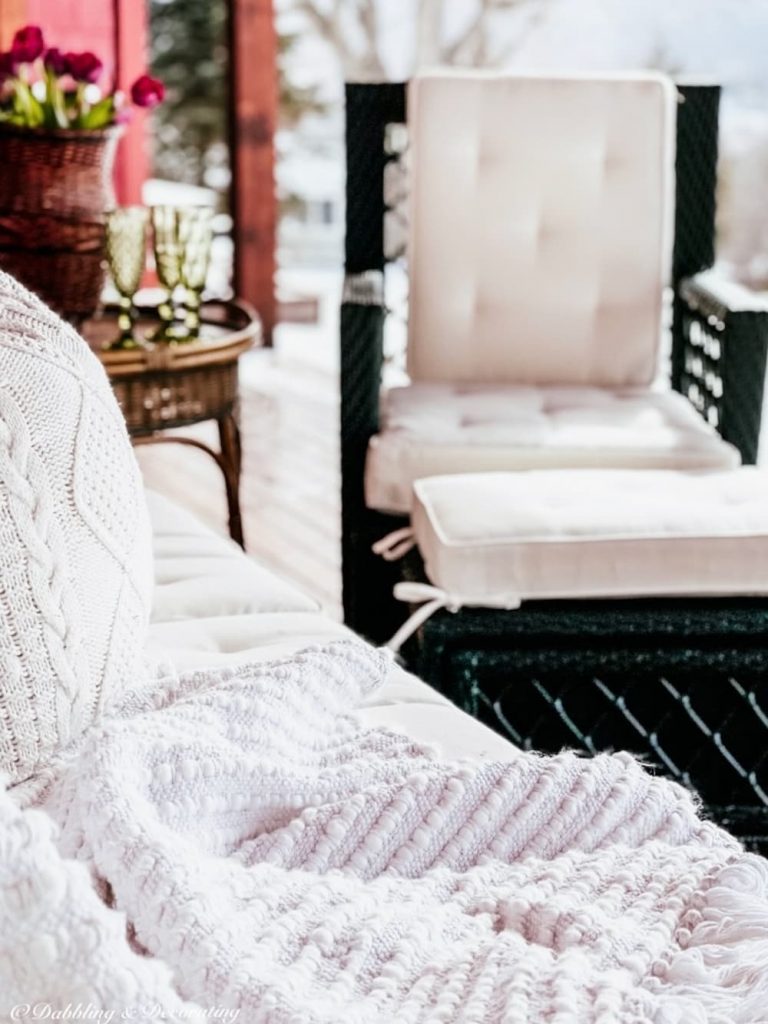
[178,206,214,340]
[104,206,149,351]
[150,205,186,342]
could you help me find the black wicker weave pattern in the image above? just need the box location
[672,84,719,283]
[678,275,768,465]
[670,83,720,404]
[417,600,768,852]
[341,84,408,639]
[669,83,768,464]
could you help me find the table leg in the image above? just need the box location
[218,412,245,549]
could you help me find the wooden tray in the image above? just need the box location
[82,298,262,377]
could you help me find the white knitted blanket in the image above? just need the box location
[3,641,768,1023]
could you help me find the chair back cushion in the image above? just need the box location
[0,271,153,786]
[406,72,676,387]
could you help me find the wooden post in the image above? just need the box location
[112,0,149,205]
[228,0,278,343]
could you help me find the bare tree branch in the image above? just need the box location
[291,0,350,60]
[490,0,553,66]
[440,0,491,66]
[287,0,552,79]
[416,0,446,66]
[290,0,386,79]
[440,0,547,67]
[355,0,387,78]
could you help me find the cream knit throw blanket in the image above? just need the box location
[2,642,767,1023]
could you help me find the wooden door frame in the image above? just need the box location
[228,0,278,344]
[112,0,149,205]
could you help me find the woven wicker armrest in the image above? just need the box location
[677,270,768,463]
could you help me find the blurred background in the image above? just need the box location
[2,0,766,612]
[7,1,764,337]
[148,0,768,303]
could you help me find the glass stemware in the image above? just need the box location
[104,206,149,350]
[150,205,185,341]
[178,206,214,339]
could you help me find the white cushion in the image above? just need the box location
[0,272,153,786]
[146,491,318,621]
[144,491,514,761]
[366,384,740,514]
[407,72,676,387]
[411,468,768,604]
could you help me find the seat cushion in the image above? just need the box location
[407,72,676,387]
[365,383,740,514]
[411,468,768,604]
[144,491,515,761]
[146,490,318,621]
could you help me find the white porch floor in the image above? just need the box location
[136,276,343,619]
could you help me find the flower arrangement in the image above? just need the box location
[0,25,165,131]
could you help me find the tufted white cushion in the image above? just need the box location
[410,468,768,604]
[144,489,514,760]
[365,383,739,514]
[146,491,318,622]
[0,271,153,785]
[407,72,676,387]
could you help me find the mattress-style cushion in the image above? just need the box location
[411,468,768,604]
[366,383,740,513]
[144,491,515,762]
[407,72,676,387]
[146,491,318,621]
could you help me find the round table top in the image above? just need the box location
[82,298,262,378]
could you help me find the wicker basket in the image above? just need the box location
[0,124,121,322]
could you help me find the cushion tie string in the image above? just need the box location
[372,527,416,561]
[386,582,459,652]
[386,581,523,653]
[373,533,523,651]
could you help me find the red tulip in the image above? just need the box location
[130,73,165,109]
[10,25,44,64]
[66,51,103,84]
[0,51,18,82]
[43,47,68,76]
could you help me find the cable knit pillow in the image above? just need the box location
[0,271,152,786]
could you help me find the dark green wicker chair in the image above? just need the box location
[340,79,768,851]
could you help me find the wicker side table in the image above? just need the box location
[83,299,262,548]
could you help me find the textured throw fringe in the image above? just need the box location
[650,856,768,1022]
